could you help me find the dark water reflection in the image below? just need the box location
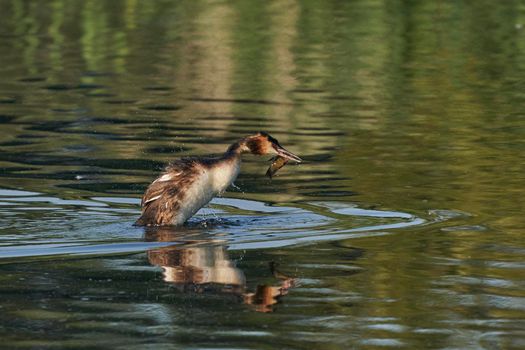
[1,0,525,349]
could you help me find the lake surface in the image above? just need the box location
[1,1,525,349]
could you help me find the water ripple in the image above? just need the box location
[0,188,427,261]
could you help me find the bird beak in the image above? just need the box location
[274,145,302,163]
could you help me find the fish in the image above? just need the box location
[266,155,289,178]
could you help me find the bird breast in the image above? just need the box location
[173,159,239,225]
[174,171,216,225]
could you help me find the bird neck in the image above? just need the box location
[211,150,242,193]
[226,139,248,155]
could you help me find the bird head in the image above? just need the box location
[244,132,302,162]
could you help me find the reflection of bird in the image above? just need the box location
[244,262,298,313]
[135,132,301,226]
[148,245,246,294]
[147,243,297,312]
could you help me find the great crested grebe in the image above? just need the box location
[135,132,301,226]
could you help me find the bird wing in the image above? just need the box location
[141,159,200,208]
[136,160,203,226]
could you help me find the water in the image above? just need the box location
[1,1,525,349]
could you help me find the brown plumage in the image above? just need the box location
[135,160,200,226]
[135,132,301,226]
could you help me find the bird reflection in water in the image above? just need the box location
[145,227,297,313]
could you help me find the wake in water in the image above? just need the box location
[0,188,429,261]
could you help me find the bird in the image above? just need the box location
[135,132,301,226]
